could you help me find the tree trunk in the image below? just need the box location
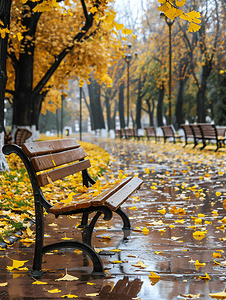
[88,78,105,130]
[118,82,125,128]
[136,76,142,129]
[157,83,164,127]
[175,78,188,129]
[0,0,12,171]
[196,64,211,123]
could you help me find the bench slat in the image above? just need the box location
[37,159,91,186]
[22,138,80,157]
[31,148,88,171]
[90,177,133,207]
[105,177,143,210]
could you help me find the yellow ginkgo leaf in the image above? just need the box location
[86,294,99,297]
[194,260,206,269]
[55,269,79,281]
[159,229,165,235]
[188,22,201,32]
[149,271,160,279]
[61,234,72,240]
[122,28,133,35]
[209,288,226,298]
[142,227,149,235]
[216,192,222,197]
[111,260,123,264]
[7,258,28,271]
[155,251,162,255]
[61,295,78,299]
[26,226,34,237]
[213,252,222,258]
[198,272,211,281]
[182,294,200,298]
[193,231,206,240]
[32,280,48,285]
[87,282,96,285]
[47,289,61,293]
[175,0,186,7]
[158,208,166,215]
[114,22,124,30]
[132,261,148,268]
[0,282,8,287]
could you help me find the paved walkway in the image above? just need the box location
[1,135,226,299]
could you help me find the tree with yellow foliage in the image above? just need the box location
[5,0,128,138]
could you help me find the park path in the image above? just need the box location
[1,135,226,299]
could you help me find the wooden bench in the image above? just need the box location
[2,138,143,278]
[4,127,32,146]
[144,126,158,142]
[161,125,183,143]
[198,123,226,151]
[14,128,32,146]
[181,124,195,147]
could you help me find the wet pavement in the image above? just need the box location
[1,135,226,299]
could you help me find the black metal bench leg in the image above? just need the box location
[115,207,131,230]
[82,211,102,247]
[78,212,89,228]
[31,202,44,278]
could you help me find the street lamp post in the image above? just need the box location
[124,43,138,128]
[161,13,174,125]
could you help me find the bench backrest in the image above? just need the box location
[161,125,174,137]
[144,127,156,137]
[124,128,134,137]
[15,128,32,146]
[22,139,90,187]
[181,124,193,137]
[216,127,226,136]
[190,124,202,138]
[199,124,217,139]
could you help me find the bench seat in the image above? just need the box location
[49,177,142,214]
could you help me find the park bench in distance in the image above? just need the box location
[181,124,195,147]
[198,123,226,151]
[2,138,143,278]
[144,126,158,142]
[161,125,183,143]
[4,127,32,146]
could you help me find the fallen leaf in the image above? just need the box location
[213,252,222,258]
[155,251,162,255]
[199,272,211,281]
[158,208,166,215]
[47,288,61,293]
[32,280,48,285]
[61,234,72,240]
[86,293,99,297]
[132,261,148,268]
[142,227,149,235]
[182,294,200,298]
[87,282,96,285]
[0,282,8,287]
[149,271,161,279]
[195,260,206,269]
[61,295,78,298]
[7,258,28,271]
[193,231,206,240]
[55,269,79,281]
[209,288,226,299]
